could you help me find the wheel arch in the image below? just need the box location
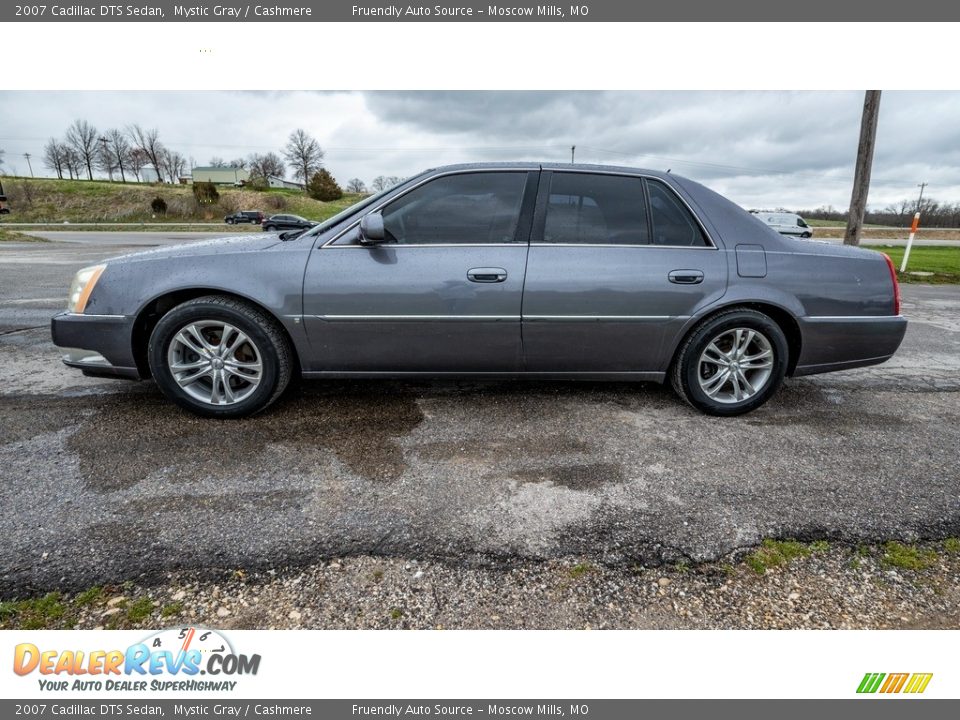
[667,300,803,377]
[131,288,301,379]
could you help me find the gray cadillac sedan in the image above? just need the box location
[51,163,906,418]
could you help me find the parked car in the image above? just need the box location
[51,163,906,418]
[0,194,9,214]
[224,211,264,225]
[262,214,317,232]
[752,211,813,238]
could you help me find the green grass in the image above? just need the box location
[160,602,184,618]
[745,539,828,575]
[0,592,68,630]
[0,228,45,242]
[125,597,155,623]
[807,219,892,228]
[944,538,960,555]
[568,562,596,579]
[881,541,938,571]
[865,245,960,284]
[0,177,365,224]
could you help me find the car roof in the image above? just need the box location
[422,161,675,181]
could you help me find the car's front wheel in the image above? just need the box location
[225,218,234,224]
[148,296,293,418]
[671,308,788,416]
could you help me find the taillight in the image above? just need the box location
[882,253,901,315]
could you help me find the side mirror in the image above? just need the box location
[359,212,386,244]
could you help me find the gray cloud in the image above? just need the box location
[1,90,958,209]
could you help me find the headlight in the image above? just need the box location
[67,264,106,313]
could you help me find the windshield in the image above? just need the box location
[296,171,431,241]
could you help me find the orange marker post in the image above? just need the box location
[900,212,921,272]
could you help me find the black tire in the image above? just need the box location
[225,218,234,225]
[263,225,275,232]
[801,231,812,238]
[147,295,293,418]
[670,308,788,416]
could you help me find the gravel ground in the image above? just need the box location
[4,542,959,630]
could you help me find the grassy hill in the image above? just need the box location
[0,177,365,225]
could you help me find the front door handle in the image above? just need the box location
[467,267,508,283]
[668,269,704,285]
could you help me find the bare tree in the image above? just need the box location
[43,139,69,179]
[161,148,187,183]
[227,158,248,170]
[65,119,99,180]
[346,178,367,193]
[100,128,131,182]
[282,129,324,189]
[63,148,85,180]
[0,146,5,171]
[127,125,166,184]
[209,157,227,167]
[371,175,389,192]
[248,152,286,181]
[127,148,149,182]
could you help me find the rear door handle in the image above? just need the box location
[468,267,507,283]
[668,269,704,285]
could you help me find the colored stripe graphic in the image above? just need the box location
[880,673,909,693]
[857,672,932,694]
[857,673,885,693]
[904,674,933,694]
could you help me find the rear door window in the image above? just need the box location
[542,172,649,245]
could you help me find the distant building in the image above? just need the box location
[140,167,161,183]
[192,166,250,185]
[267,175,305,191]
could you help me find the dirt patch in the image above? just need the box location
[514,463,625,491]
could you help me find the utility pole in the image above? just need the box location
[843,90,882,246]
[915,182,927,213]
[23,153,34,178]
[570,145,576,164]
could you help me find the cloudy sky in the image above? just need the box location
[1,90,959,210]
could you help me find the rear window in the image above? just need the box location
[646,180,709,247]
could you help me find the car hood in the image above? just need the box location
[105,234,283,264]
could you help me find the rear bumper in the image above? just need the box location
[50,312,142,380]
[793,315,907,377]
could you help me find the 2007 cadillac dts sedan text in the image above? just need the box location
[51,163,907,418]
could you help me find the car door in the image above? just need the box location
[521,171,728,374]
[301,169,538,373]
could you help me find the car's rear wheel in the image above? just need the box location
[670,308,788,416]
[148,296,293,418]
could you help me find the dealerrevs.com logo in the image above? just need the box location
[13,627,260,692]
[857,673,933,694]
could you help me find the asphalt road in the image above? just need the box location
[1,236,958,596]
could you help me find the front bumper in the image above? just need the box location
[50,311,142,380]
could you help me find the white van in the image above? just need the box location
[753,211,813,238]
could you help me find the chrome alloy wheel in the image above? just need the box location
[166,320,263,405]
[697,327,774,404]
